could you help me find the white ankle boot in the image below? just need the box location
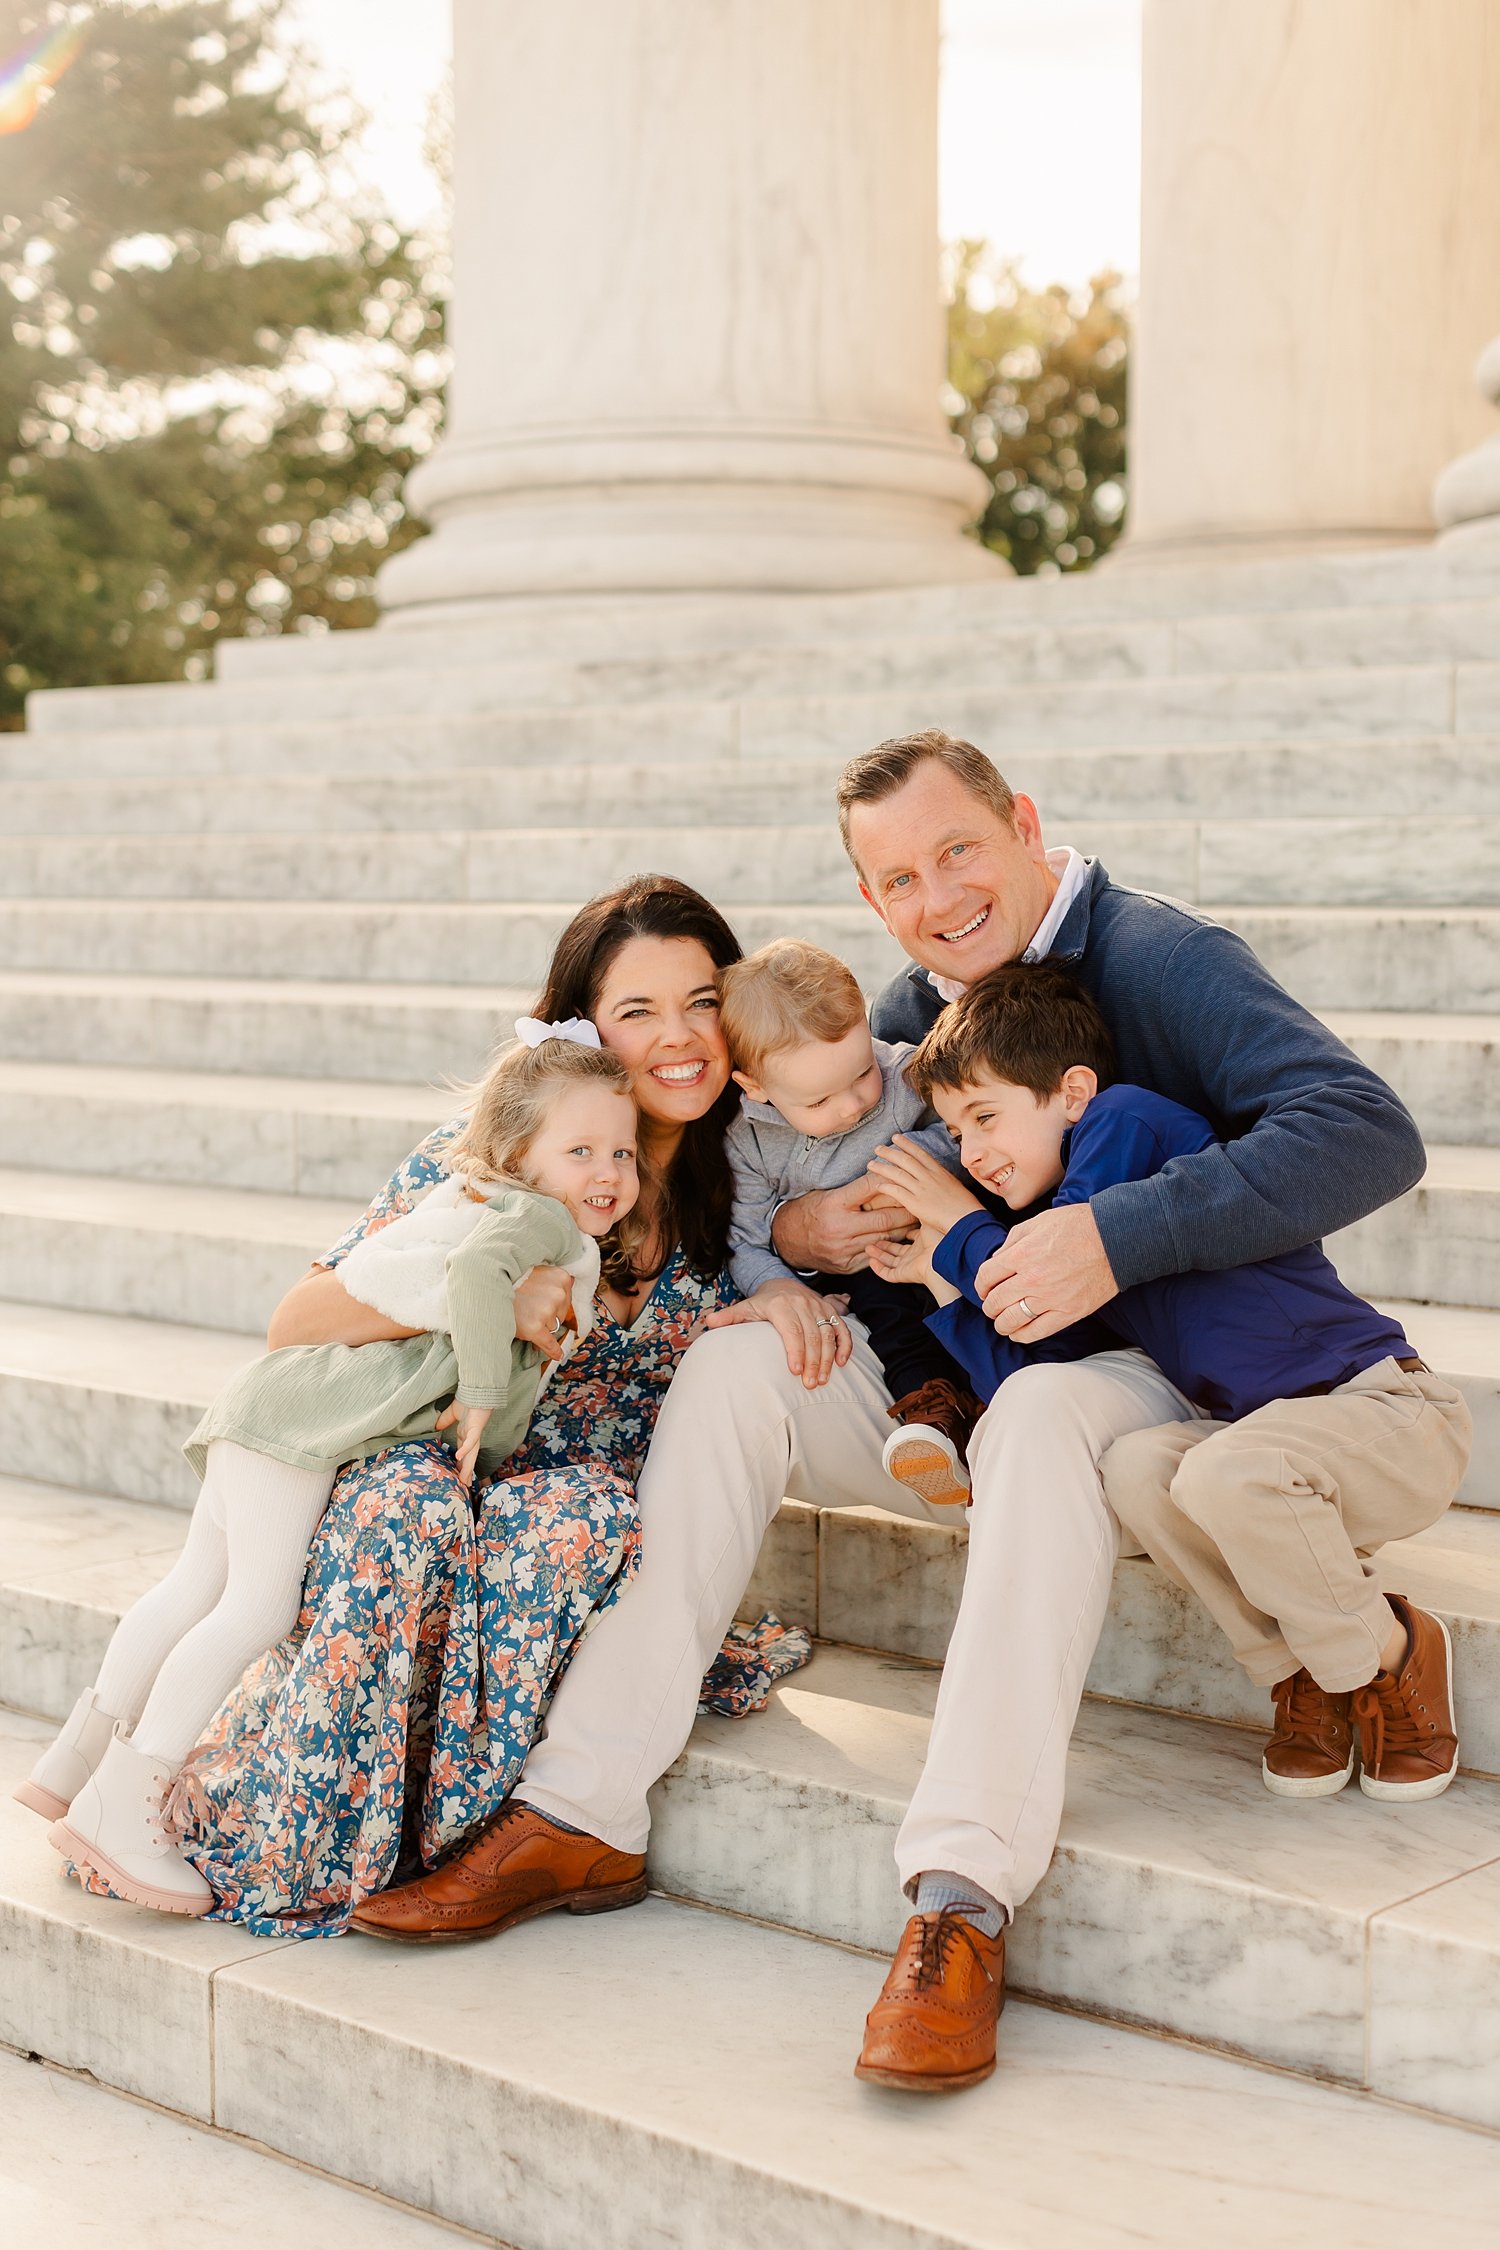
[52,1732,213,1916]
[13,1689,122,1822]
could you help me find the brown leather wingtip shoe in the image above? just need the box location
[350,1802,648,1945]
[855,1909,1005,2092]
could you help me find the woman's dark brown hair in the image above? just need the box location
[534,876,743,1282]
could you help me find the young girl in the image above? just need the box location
[15,1022,642,1917]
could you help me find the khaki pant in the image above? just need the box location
[519,1317,1201,1916]
[1100,1357,1473,1695]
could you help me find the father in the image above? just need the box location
[353,727,1423,2092]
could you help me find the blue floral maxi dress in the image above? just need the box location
[149,1120,810,1938]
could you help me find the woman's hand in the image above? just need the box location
[434,1401,492,1488]
[511,1264,577,1361]
[701,1277,853,1389]
[866,1137,982,1237]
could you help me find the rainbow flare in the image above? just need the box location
[0,17,87,136]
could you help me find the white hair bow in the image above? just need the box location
[514,1015,602,1050]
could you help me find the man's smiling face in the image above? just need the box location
[847,761,1057,984]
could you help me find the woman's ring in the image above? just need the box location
[1016,1297,1034,1321]
[815,1315,842,1329]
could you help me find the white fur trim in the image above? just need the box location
[338,1175,484,1332]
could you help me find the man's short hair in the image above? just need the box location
[905,961,1116,1106]
[718,938,866,1081]
[835,727,1017,870]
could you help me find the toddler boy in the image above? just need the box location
[867,959,1473,1801]
[718,938,983,1506]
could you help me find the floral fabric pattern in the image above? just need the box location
[115,1116,814,1938]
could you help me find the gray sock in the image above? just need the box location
[914,1869,1007,1938]
[514,1798,587,1838]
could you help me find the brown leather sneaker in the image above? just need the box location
[350,1802,647,1944]
[854,1909,1005,2092]
[1351,1594,1460,1801]
[881,1378,985,1508]
[1262,1668,1355,1798]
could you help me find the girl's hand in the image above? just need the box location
[511,1264,576,1361]
[435,1400,492,1488]
[702,1278,853,1389]
[867,1137,982,1235]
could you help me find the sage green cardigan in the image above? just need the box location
[185,1188,586,1482]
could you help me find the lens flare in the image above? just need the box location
[0,19,87,136]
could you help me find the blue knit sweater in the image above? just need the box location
[869,860,1424,1291]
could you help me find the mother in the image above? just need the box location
[174,877,841,1936]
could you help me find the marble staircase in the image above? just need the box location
[3,544,1500,2245]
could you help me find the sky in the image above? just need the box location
[287,0,1141,289]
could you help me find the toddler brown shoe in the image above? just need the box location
[855,1908,1005,2091]
[1262,1668,1355,1797]
[1351,1594,1460,1800]
[881,1378,984,1508]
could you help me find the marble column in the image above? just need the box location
[1433,337,1500,557]
[1126,0,1500,560]
[378,0,998,623]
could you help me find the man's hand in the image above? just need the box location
[701,1277,854,1388]
[770,1175,915,1276]
[975,1202,1118,1341]
[866,1135,982,1236]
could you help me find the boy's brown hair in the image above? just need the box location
[835,727,1017,869]
[718,938,866,1081]
[905,960,1116,1106]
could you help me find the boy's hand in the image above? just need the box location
[975,1203,1118,1340]
[867,1136,983,1236]
[435,1400,493,1488]
[869,1220,960,1306]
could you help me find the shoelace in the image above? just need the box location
[1351,1677,1432,1770]
[911,1909,988,1990]
[898,1381,959,1429]
[1275,1670,1340,1738]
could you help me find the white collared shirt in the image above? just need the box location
[927,846,1089,1004]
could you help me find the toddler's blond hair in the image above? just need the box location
[448,1038,648,1287]
[718,939,865,1082]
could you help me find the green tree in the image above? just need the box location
[946,243,1128,574]
[0,0,445,725]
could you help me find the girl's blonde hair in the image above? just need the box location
[448,1038,649,1288]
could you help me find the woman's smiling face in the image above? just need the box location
[590,934,731,1128]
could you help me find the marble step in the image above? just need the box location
[0,1171,353,1334]
[5,736,1498,825]
[0,2045,466,2250]
[7,813,1500,911]
[0,971,531,1083]
[2,1292,1494,1527]
[16,662,1474,763]
[0,1024,1490,1215]
[9,1451,1500,1774]
[747,1497,1500,1776]
[1330,1146,1500,1310]
[210,543,1500,676]
[14,598,1500,748]
[1,1115,1495,1330]
[3,898,1500,1013]
[0,1060,454,1196]
[6,1629,1500,2108]
[5,1722,1497,2247]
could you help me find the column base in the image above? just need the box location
[379,484,1005,619]
[1106,525,1431,571]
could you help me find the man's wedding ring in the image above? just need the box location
[1016,1297,1034,1321]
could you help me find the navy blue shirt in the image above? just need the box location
[927,1084,1411,1423]
[870,861,1425,1294]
